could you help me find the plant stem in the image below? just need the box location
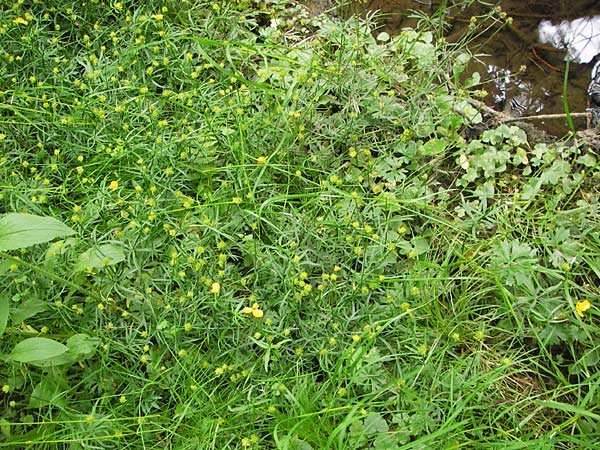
[0,251,101,301]
[563,57,576,134]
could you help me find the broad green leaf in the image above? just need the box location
[11,297,48,325]
[0,294,8,337]
[376,31,390,42]
[0,418,10,438]
[411,237,430,255]
[28,378,65,408]
[67,333,100,356]
[27,334,100,367]
[74,243,125,272]
[44,237,77,259]
[0,213,75,251]
[28,351,76,367]
[421,138,448,156]
[0,259,11,276]
[7,337,68,363]
[577,153,597,167]
[364,413,389,435]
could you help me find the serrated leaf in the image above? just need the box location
[0,213,75,251]
[0,294,8,337]
[7,337,68,363]
[74,243,125,272]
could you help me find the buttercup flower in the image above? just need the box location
[242,302,264,318]
[575,300,592,318]
[210,282,220,295]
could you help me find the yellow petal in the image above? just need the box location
[576,300,591,317]
[252,309,264,318]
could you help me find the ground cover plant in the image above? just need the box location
[0,0,599,448]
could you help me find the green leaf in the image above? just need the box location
[0,259,11,276]
[0,213,75,251]
[421,138,448,156]
[67,333,100,357]
[27,334,100,367]
[28,377,65,408]
[74,243,125,272]
[411,237,430,255]
[0,294,8,337]
[364,413,389,435]
[11,297,48,325]
[577,153,597,167]
[7,337,68,363]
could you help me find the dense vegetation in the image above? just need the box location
[0,1,599,448]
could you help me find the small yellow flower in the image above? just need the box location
[575,300,592,318]
[151,14,164,20]
[242,302,264,318]
[210,282,220,295]
[256,156,267,164]
[351,334,361,343]
[108,180,119,191]
[12,17,28,25]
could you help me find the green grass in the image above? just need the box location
[0,0,599,448]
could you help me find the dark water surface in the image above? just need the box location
[316,0,600,136]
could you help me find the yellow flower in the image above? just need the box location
[12,17,28,25]
[256,156,267,164]
[152,14,164,20]
[210,281,220,295]
[242,302,264,318]
[575,300,592,318]
[108,180,119,191]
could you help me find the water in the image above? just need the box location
[314,0,600,136]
